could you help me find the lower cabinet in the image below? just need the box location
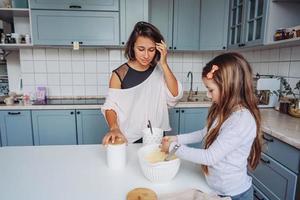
[32,110,77,145]
[249,133,300,200]
[0,110,33,146]
[32,109,108,145]
[76,109,109,144]
[167,107,208,148]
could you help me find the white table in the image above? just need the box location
[0,144,211,200]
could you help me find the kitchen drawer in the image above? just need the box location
[253,185,270,200]
[262,133,300,174]
[249,153,297,200]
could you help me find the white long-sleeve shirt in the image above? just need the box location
[170,108,257,196]
[101,66,183,143]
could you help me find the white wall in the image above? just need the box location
[6,45,300,97]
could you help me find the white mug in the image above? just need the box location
[106,140,126,170]
[142,127,163,146]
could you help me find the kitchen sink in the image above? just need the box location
[179,91,211,103]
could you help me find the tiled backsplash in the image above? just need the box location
[15,45,300,97]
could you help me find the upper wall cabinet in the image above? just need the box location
[200,0,229,50]
[29,0,119,11]
[31,10,119,46]
[120,0,149,46]
[228,0,300,49]
[228,0,267,48]
[149,0,200,51]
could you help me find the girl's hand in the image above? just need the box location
[160,136,178,153]
[102,128,128,146]
[156,40,168,66]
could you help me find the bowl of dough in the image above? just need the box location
[137,144,181,183]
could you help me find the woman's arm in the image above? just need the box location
[102,73,127,145]
[102,109,127,145]
[156,41,179,97]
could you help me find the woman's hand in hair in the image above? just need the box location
[156,40,168,67]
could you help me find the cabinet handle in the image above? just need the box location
[121,42,125,45]
[254,190,265,200]
[238,43,245,47]
[262,135,273,142]
[69,5,82,9]
[169,47,172,50]
[8,112,21,115]
[222,46,226,49]
[175,110,179,113]
[77,111,80,114]
[71,41,83,44]
[181,110,184,113]
[174,47,177,50]
[70,111,74,115]
[260,157,270,164]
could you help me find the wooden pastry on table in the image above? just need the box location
[127,188,158,200]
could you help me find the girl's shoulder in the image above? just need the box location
[224,108,255,128]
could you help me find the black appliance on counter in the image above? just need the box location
[32,98,106,105]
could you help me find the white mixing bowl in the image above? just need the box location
[137,144,181,183]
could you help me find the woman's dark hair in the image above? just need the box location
[125,21,164,67]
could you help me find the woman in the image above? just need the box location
[101,21,183,145]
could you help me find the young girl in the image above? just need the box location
[161,52,262,200]
[101,21,183,145]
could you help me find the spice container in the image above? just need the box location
[274,28,286,41]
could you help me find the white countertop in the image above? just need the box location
[0,101,211,110]
[260,109,300,149]
[0,144,211,200]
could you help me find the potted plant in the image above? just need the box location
[273,78,300,116]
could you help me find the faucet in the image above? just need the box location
[187,71,193,101]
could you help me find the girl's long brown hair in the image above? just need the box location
[201,52,262,174]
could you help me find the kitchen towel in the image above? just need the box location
[159,189,231,200]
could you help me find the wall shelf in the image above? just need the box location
[0,43,33,50]
[0,8,30,22]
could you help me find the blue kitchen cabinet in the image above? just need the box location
[0,110,33,146]
[31,10,119,46]
[200,0,229,50]
[149,0,200,51]
[120,0,148,46]
[249,133,300,200]
[166,108,181,135]
[228,0,267,48]
[167,108,208,148]
[32,110,77,145]
[30,0,119,11]
[76,109,109,144]
[179,108,208,134]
